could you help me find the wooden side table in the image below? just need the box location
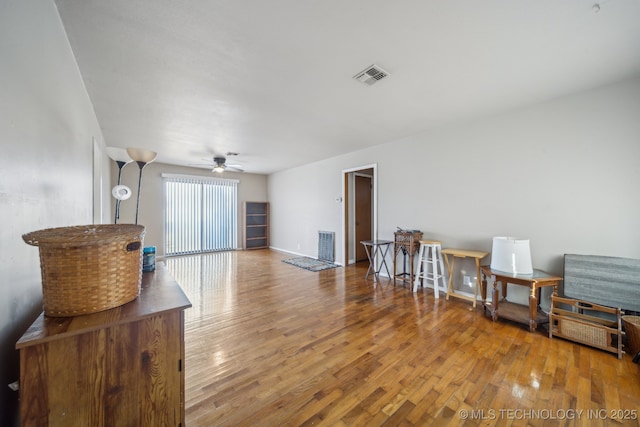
[393,230,423,286]
[480,265,561,332]
[441,248,488,307]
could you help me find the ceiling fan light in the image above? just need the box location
[213,165,225,173]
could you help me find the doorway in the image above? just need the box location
[354,174,372,262]
[342,165,377,266]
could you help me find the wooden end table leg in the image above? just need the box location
[529,286,538,332]
[481,271,488,307]
[472,258,481,308]
[444,255,454,301]
[491,279,499,321]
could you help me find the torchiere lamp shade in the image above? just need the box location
[105,147,133,164]
[126,147,158,164]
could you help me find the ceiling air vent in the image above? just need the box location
[353,64,389,86]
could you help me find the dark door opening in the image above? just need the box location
[343,166,375,266]
[354,175,372,262]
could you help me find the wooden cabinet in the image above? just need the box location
[244,201,269,250]
[16,264,191,426]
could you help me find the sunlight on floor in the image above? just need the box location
[165,252,238,322]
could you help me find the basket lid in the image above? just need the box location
[22,224,145,247]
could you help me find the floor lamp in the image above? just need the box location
[127,148,158,225]
[105,147,133,224]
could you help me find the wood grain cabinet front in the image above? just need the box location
[16,264,191,427]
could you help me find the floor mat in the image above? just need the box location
[282,257,339,272]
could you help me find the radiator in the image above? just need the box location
[318,231,335,263]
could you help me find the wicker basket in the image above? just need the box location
[557,317,609,348]
[23,224,145,317]
[623,316,640,356]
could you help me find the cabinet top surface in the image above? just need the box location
[16,263,192,349]
[480,265,562,282]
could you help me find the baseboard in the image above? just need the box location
[269,246,309,258]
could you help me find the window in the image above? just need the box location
[163,173,238,255]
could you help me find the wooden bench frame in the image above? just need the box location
[549,294,624,359]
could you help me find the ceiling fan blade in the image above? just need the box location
[191,154,244,172]
[226,166,244,172]
[189,163,214,168]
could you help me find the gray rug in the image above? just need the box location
[282,257,339,272]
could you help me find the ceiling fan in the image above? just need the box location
[192,153,244,173]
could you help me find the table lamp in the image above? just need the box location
[490,236,533,275]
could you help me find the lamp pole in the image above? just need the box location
[126,148,158,225]
[134,160,145,225]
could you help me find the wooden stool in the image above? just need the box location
[413,240,447,296]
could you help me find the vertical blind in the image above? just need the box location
[163,173,239,255]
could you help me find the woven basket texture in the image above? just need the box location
[22,224,145,317]
[623,316,640,356]
[558,318,608,348]
[394,231,423,255]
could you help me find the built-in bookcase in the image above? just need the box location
[244,201,269,250]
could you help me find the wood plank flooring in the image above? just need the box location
[166,250,640,426]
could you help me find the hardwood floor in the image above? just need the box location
[166,250,640,426]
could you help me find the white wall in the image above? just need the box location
[113,162,268,256]
[269,160,348,256]
[0,1,109,424]
[269,75,640,303]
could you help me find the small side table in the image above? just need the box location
[480,266,562,332]
[361,240,393,280]
[441,248,488,307]
[393,230,423,286]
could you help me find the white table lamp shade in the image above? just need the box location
[490,236,533,275]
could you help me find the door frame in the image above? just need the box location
[342,163,377,266]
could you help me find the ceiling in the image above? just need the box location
[54,0,640,175]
